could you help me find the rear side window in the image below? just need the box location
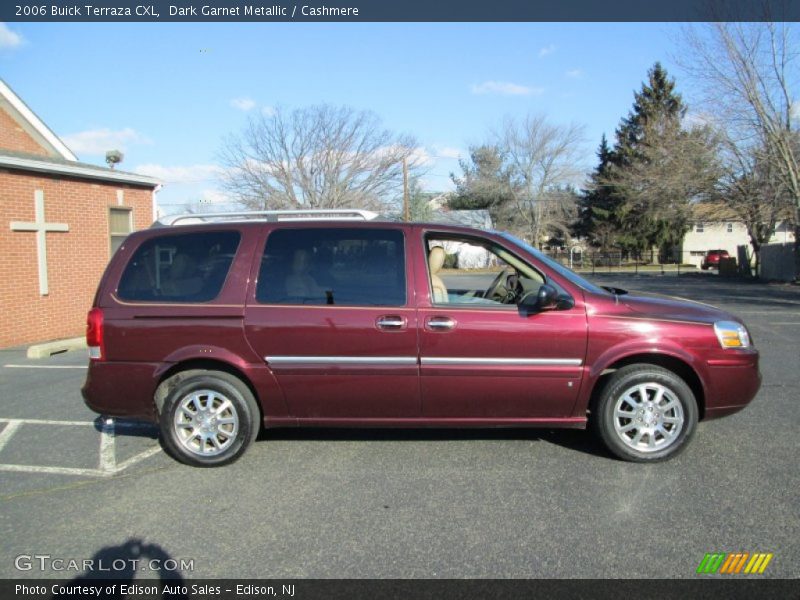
[257,228,406,306]
[117,231,241,302]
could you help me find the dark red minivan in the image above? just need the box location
[82,210,761,466]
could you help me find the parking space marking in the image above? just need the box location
[113,446,163,471]
[0,421,22,453]
[747,323,794,343]
[99,421,116,471]
[3,364,87,369]
[0,418,94,426]
[0,463,116,477]
[0,418,161,478]
[735,310,800,315]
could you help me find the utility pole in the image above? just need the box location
[402,157,410,222]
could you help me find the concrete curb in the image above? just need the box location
[27,337,87,359]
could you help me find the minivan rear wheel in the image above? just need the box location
[593,365,698,462]
[159,370,260,467]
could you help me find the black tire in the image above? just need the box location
[592,364,698,462]
[158,369,260,467]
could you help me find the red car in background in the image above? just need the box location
[82,211,761,466]
[701,249,730,270]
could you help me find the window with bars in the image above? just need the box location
[109,208,133,256]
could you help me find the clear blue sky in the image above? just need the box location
[0,22,688,213]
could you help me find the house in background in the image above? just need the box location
[0,79,160,349]
[682,203,795,269]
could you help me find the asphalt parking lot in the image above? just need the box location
[0,274,798,580]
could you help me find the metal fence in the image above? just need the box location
[541,249,741,275]
[759,243,796,282]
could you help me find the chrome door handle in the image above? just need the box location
[376,316,406,330]
[427,317,456,330]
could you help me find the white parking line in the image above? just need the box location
[0,421,22,453]
[748,323,795,343]
[113,446,163,472]
[99,421,116,472]
[0,418,161,478]
[0,464,114,477]
[3,364,87,369]
[0,418,95,426]
[736,310,800,315]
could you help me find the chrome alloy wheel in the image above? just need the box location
[173,389,239,457]
[612,383,685,453]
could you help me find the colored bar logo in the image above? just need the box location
[696,552,773,574]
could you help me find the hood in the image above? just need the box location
[619,291,737,325]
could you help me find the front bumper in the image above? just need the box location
[702,350,761,420]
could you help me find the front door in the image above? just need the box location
[244,226,419,420]
[417,232,587,419]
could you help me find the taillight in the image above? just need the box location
[86,307,105,360]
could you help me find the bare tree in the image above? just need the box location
[712,137,793,274]
[220,105,420,210]
[679,22,800,275]
[494,114,586,246]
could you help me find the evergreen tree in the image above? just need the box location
[615,62,684,256]
[576,134,621,249]
[615,62,684,157]
[407,176,434,222]
[601,62,717,258]
[449,145,515,228]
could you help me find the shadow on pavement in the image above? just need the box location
[57,538,188,598]
[260,426,614,460]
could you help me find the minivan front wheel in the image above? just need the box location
[159,370,260,467]
[594,365,698,462]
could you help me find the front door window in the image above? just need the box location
[425,236,546,308]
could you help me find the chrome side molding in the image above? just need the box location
[266,356,417,366]
[265,356,583,367]
[420,357,583,366]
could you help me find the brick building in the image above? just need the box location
[0,79,160,348]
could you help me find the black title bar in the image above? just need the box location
[2,579,799,599]
[3,0,800,22]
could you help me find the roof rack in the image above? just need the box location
[155,209,380,227]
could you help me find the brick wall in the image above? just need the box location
[0,169,154,348]
[0,109,52,157]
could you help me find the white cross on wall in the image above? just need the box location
[10,190,69,296]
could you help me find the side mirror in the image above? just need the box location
[521,283,559,311]
[535,283,559,310]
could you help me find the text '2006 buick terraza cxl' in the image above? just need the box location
[82,210,761,466]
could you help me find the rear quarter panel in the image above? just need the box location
[89,225,288,421]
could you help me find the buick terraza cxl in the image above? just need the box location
[82,210,761,466]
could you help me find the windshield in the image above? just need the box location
[497,232,609,296]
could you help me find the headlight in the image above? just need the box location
[714,321,751,349]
